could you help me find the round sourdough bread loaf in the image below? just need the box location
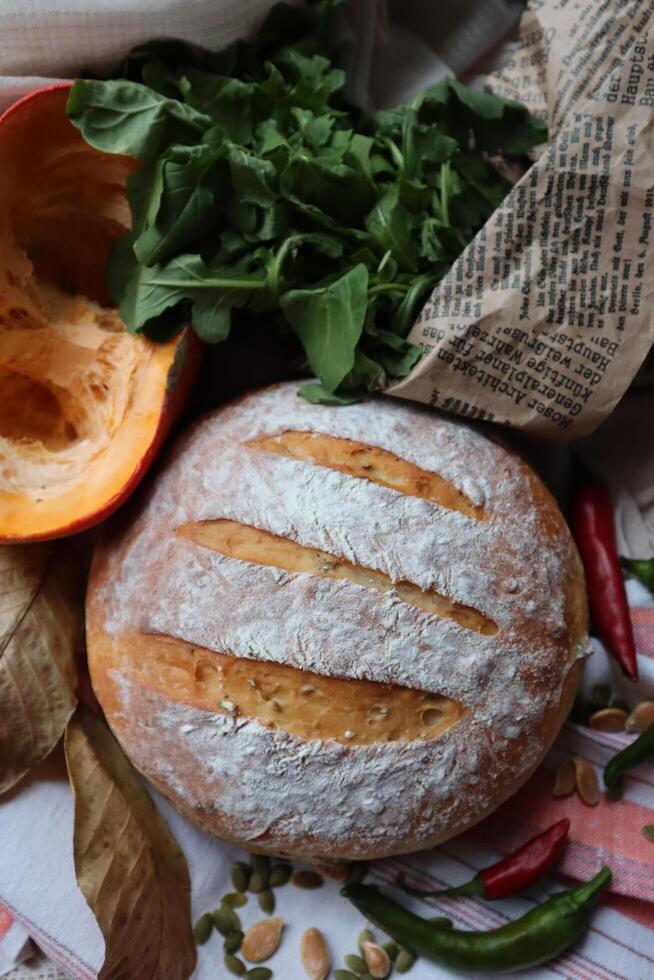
[86,382,588,861]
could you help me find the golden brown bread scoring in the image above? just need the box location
[86,383,588,861]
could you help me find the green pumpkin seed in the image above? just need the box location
[250,853,271,872]
[193,912,213,945]
[211,906,240,935]
[269,863,292,887]
[395,948,416,973]
[357,928,374,951]
[345,953,367,973]
[290,870,324,889]
[334,973,359,980]
[249,868,270,893]
[224,929,244,954]
[222,892,248,909]
[246,969,272,980]
[382,940,399,961]
[224,954,247,977]
[231,862,251,893]
[258,888,275,914]
[643,824,654,842]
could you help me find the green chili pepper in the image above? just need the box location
[341,867,611,974]
[604,721,654,789]
[621,557,654,594]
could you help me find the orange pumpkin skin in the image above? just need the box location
[0,84,200,543]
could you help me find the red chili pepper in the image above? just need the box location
[397,819,570,901]
[570,482,638,681]
[481,818,570,898]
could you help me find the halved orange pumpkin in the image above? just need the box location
[0,84,198,542]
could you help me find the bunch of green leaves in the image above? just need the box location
[67,0,546,402]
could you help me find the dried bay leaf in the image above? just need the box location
[64,707,196,980]
[0,543,82,794]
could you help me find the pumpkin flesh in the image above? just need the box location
[0,85,194,542]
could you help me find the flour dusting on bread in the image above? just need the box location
[86,383,589,859]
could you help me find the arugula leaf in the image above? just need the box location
[269,232,344,297]
[255,201,291,242]
[255,119,289,157]
[280,153,374,226]
[69,1,547,404]
[276,50,345,109]
[110,237,267,337]
[130,145,222,266]
[67,79,211,162]
[141,61,181,99]
[107,37,243,83]
[376,106,457,180]
[291,108,335,149]
[297,382,359,405]
[281,264,368,391]
[366,326,422,376]
[191,294,239,342]
[419,218,446,264]
[364,185,418,272]
[225,145,278,206]
[179,72,263,144]
[340,348,385,394]
[418,77,547,155]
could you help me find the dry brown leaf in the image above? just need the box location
[0,542,82,794]
[64,706,196,980]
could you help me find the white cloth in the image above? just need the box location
[4,2,654,979]
[0,0,283,96]
[1,743,653,980]
[0,926,30,979]
[0,0,520,111]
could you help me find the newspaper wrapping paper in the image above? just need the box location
[388,0,654,439]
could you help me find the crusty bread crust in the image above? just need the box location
[87,383,587,861]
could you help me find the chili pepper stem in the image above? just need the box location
[396,873,485,900]
[568,866,612,904]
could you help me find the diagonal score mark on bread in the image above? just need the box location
[246,430,485,520]
[176,519,498,636]
[110,633,464,746]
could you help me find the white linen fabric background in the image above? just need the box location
[0,0,522,110]
[0,0,290,110]
[1,1,654,977]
